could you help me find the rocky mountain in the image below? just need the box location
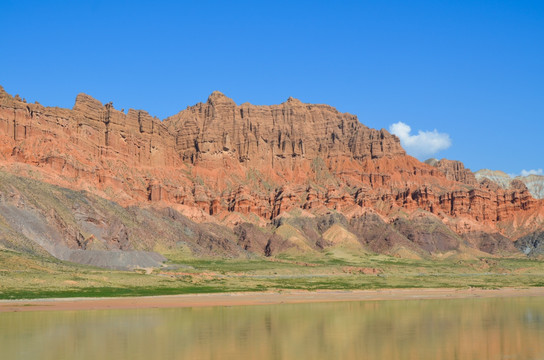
[1,85,543,267]
[475,169,544,199]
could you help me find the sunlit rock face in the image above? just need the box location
[1,84,543,260]
[475,169,544,199]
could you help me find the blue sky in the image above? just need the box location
[1,0,543,175]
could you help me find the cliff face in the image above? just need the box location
[163,91,405,163]
[0,87,405,204]
[425,158,478,185]
[1,85,543,260]
[475,169,544,200]
[1,87,179,168]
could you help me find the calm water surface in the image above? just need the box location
[2,297,544,360]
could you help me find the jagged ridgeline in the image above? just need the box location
[0,85,543,268]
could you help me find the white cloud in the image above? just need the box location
[389,121,451,159]
[521,169,543,177]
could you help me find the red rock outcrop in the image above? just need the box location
[164,92,405,164]
[1,85,543,243]
[425,158,478,185]
[475,169,544,200]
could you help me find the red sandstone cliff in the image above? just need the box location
[1,85,543,246]
[164,91,405,163]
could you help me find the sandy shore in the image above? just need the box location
[1,287,544,312]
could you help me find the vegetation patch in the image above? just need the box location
[2,248,544,300]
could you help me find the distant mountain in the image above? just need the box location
[475,169,544,199]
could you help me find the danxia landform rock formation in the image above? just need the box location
[474,169,544,200]
[1,85,543,268]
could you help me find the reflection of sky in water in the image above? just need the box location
[2,297,544,360]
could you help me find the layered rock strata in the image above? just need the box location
[1,85,543,259]
[475,169,544,200]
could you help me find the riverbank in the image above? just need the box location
[2,287,544,312]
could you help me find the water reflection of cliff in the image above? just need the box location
[3,297,544,360]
